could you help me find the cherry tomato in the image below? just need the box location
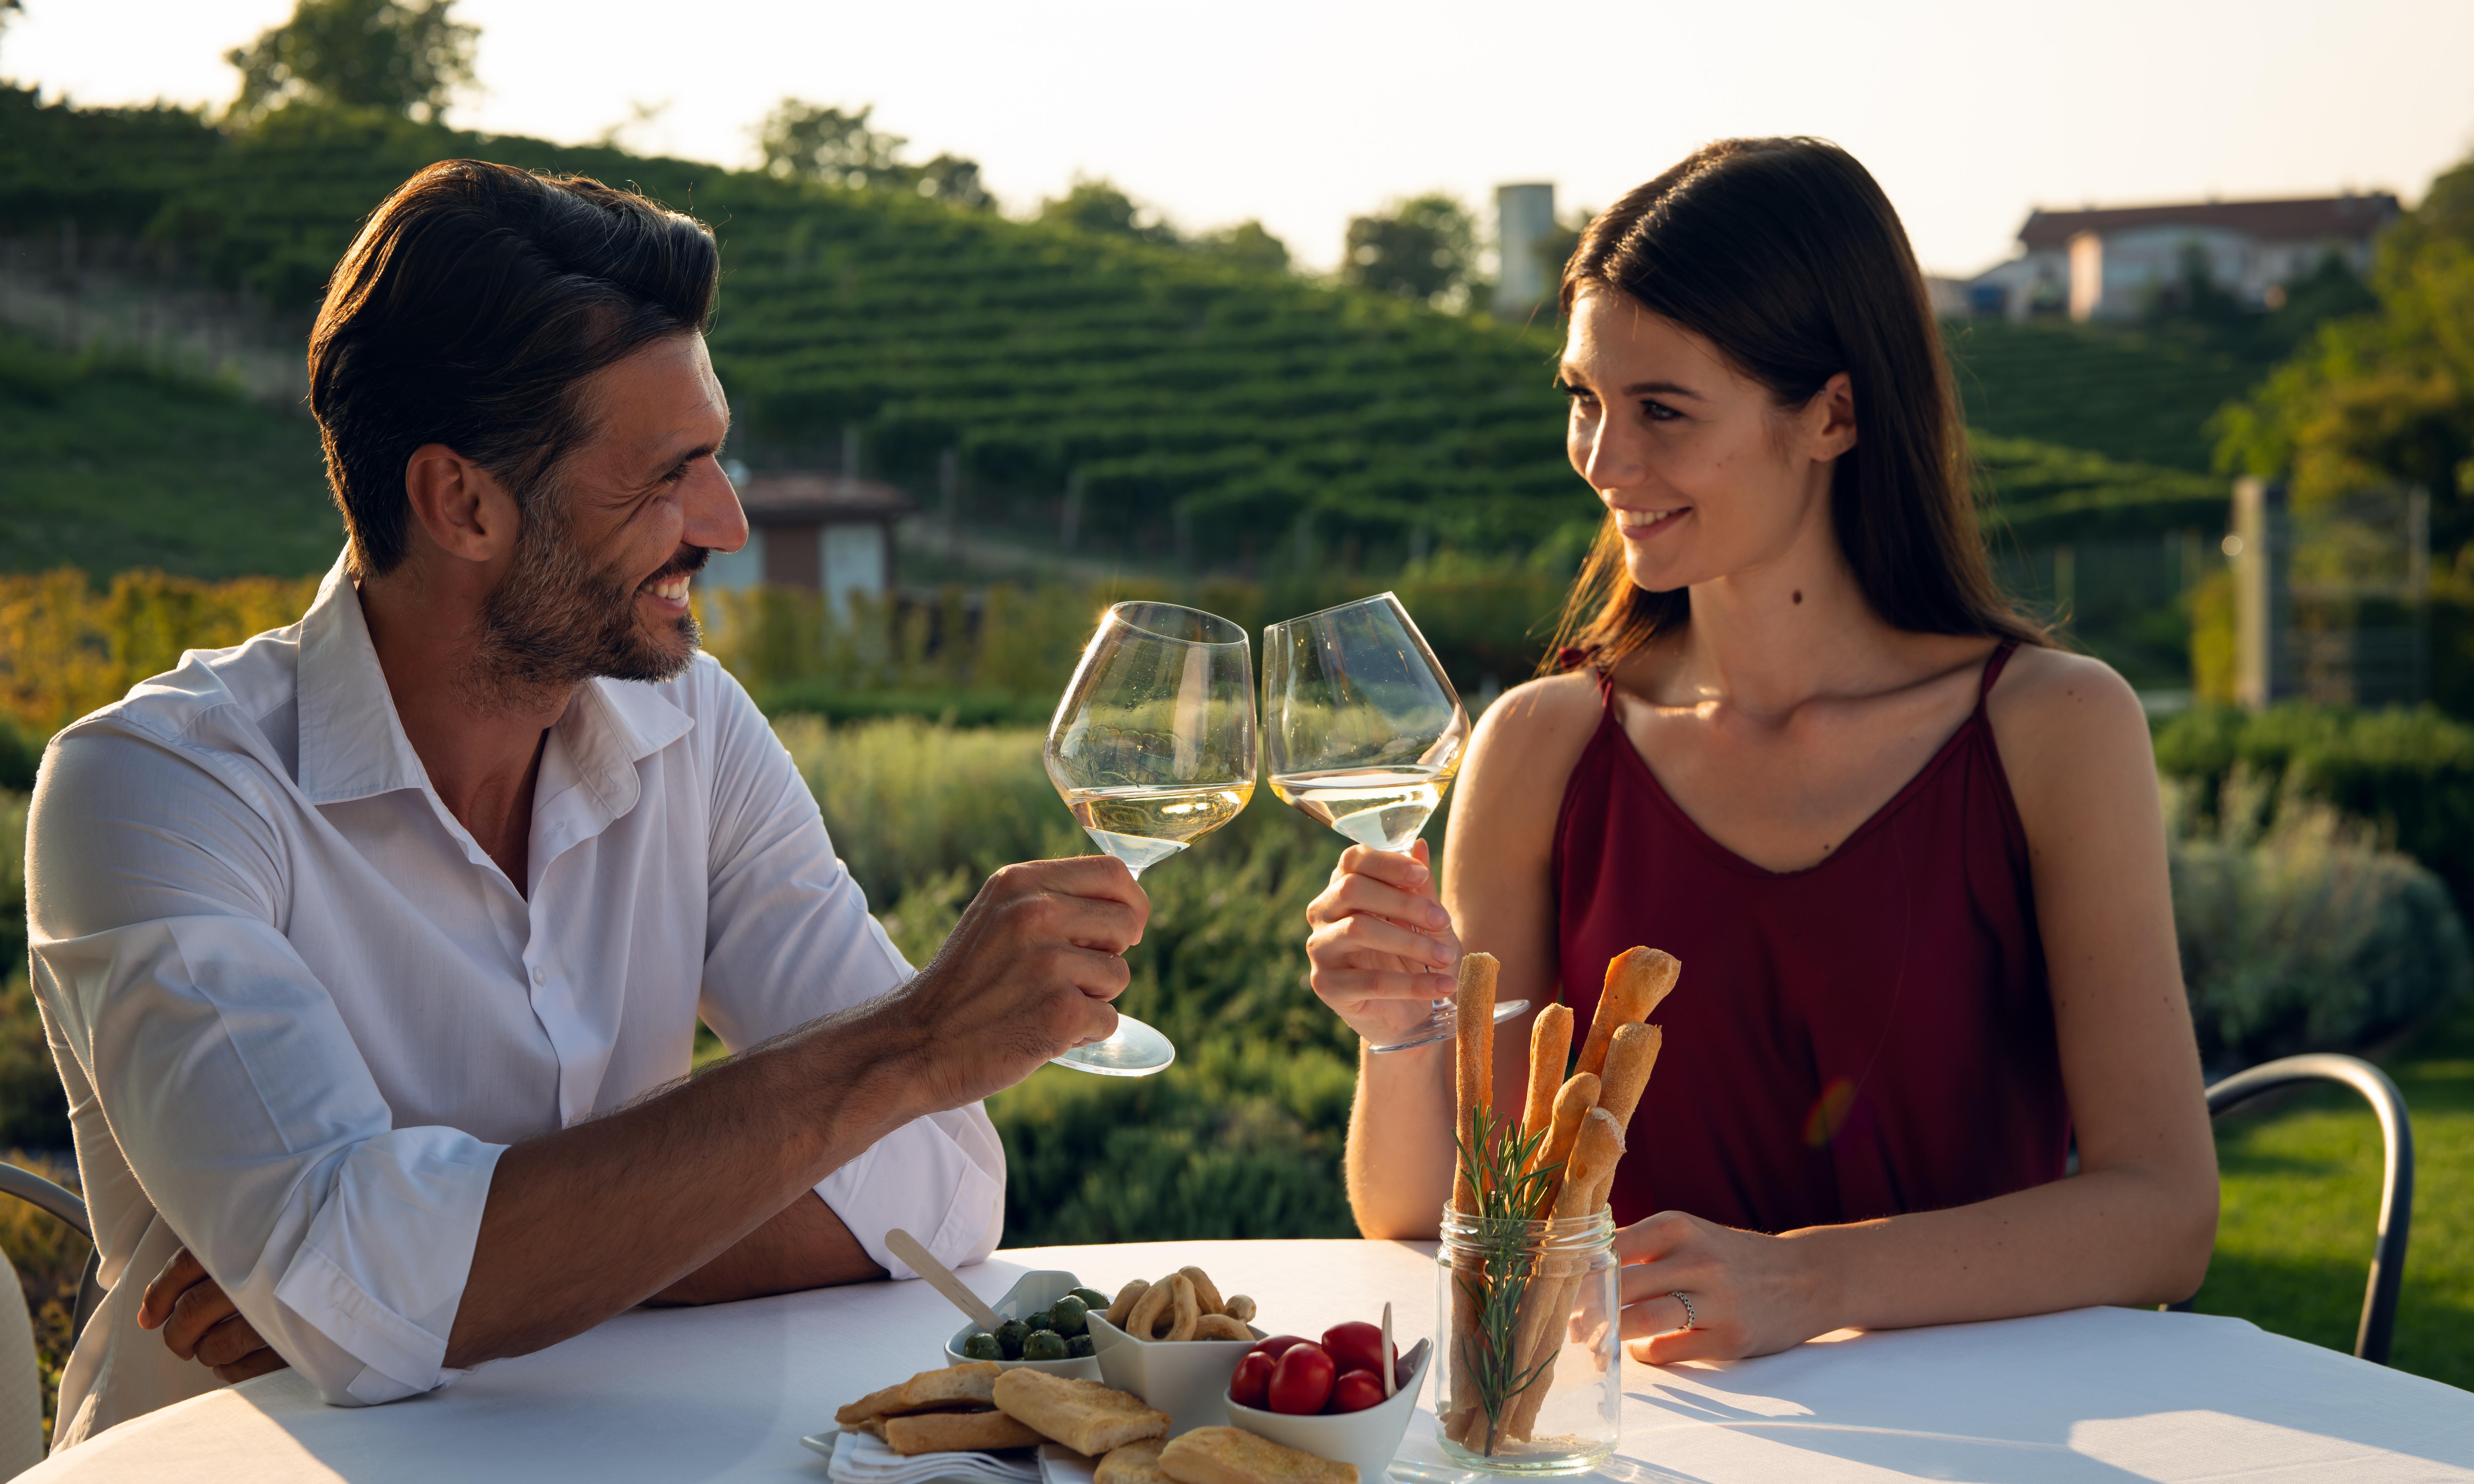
[1320,1321,1393,1378]
[1267,1341,1335,1416]
[1249,1334,1310,1360]
[1227,1351,1275,1411]
[1328,1368,1386,1415]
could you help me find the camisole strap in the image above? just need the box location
[1977,640,2022,709]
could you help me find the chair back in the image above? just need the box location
[0,1256,41,1475]
[0,1161,93,1472]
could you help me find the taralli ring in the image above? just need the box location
[1126,1278,1175,1338]
[1163,1273,1202,1342]
[1670,1290,1697,1331]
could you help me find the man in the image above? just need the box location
[24,159,1144,1446]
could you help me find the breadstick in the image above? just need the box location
[1525,1072,1600,1212]
[1451,952,1498,1214]
[1595,1023,1664,1130]
[1574,948,1679,1080]
[1505,1110,1627,1441]
[1447,952,1498,1454]
[1520,1004,1573,1141]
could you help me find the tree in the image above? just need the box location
[1195,220,1290,273]
[1039,179,1178,245]
[756,100,992,209]
[225,0,477,128]
[2215,151,2474,549]
[757,100,905,188]
[1343,194,1476,305]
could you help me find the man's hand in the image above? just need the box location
[894,856,1148,1109]
[137,1246,291,1383]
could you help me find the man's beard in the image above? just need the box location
[461,495,708,715]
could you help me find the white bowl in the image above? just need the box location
[943,1269,1105,1382]
[1223,1338,1432,1481]
[1085,1312,1265,1435]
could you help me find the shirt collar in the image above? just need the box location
[295,548,695,808]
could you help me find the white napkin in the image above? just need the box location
[827,1430,1044,1484]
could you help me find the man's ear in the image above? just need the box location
[1805,372,1858,463]
[403,444,521,564]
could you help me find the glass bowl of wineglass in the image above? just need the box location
[1045,601,1256,1075]
[1262,592,1527,1052]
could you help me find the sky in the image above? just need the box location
[9,0,2474,278]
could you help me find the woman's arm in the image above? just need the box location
[1613,648,2219,1360]
[1308,673,1606,1238]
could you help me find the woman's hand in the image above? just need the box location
[1305,840,1461,1045]
[1610,1211,1836,1364]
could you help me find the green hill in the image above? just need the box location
[1946,317,2269,473]
[0,327,339,576]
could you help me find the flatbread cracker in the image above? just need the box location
[1097,1438,1170,1484]
[883,1409,1046,1455]
[992,1368,1170,1457]
[1159,1425,1357,1484]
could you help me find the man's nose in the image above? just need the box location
[684,461,750,554]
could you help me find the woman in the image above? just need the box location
[1305,138,2217,1365]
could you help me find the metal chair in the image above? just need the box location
[0,1162,92,1474]
[2169,1052,2414,1365]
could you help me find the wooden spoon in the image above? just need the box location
[885,1228,1005,1334]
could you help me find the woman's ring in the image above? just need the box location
[1671,1291,1697,1331]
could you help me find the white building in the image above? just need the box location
[699,470,913,617]
[1962,193,2400,323]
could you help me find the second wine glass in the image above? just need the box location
[1044,601,1256,1076]
[1262,592,1528,1053]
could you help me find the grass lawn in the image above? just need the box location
[2192,995,2474,1391]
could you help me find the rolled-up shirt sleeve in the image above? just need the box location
[29,727,502,1406]
[692,665,1005,1277]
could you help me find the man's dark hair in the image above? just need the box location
[308,159,719,576]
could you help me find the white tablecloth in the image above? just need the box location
[21,1239,2474,1483]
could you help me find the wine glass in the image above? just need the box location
[1262,592,1528,1053]
[1044,601,1256,1075]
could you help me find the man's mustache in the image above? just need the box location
[642,546,712,586]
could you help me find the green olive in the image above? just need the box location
[1067,1334,1096,1358]
[1025,1309,1057,1334]
[1069,1287,1112,1311]
[1051,1296,1090,1337]
[994,1320,1029,1360]
[1022,1330,1069,1362]
[960,1332,1002,1362]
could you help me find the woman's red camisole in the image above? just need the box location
[1553,642,2070,1234]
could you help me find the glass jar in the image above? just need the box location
[1432,1207,1621,1474]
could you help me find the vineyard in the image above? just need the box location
[0,86,2264,596]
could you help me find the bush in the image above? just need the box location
[0,791,66,1151]
[774,717,1364,1242]
[0,568,321,738]
[2169,769,2471,1067]
[2154,703,2474,913]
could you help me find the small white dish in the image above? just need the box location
[944,1269,1105,1382]
[1085,1312,1265,1436]
[1223,1338,1433,1482]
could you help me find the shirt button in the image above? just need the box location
[532,966,548,985]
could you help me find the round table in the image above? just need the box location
[23,1239,2474,1483]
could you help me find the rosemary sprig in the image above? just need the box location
[1450,1105,1562,1454]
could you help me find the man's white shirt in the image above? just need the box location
[24,553,1004,1446]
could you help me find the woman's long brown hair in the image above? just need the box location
[1540,138,2043,673]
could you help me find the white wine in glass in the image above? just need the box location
[1263,593,1528,1053]
[1045,602,1256,1075]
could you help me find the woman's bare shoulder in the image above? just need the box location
[1477,670,1607,744]
[1455,671,1608,831]
[1984,644,2157,814]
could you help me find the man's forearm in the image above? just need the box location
[647,1192,886,1306]
[445,1001,926,1368]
